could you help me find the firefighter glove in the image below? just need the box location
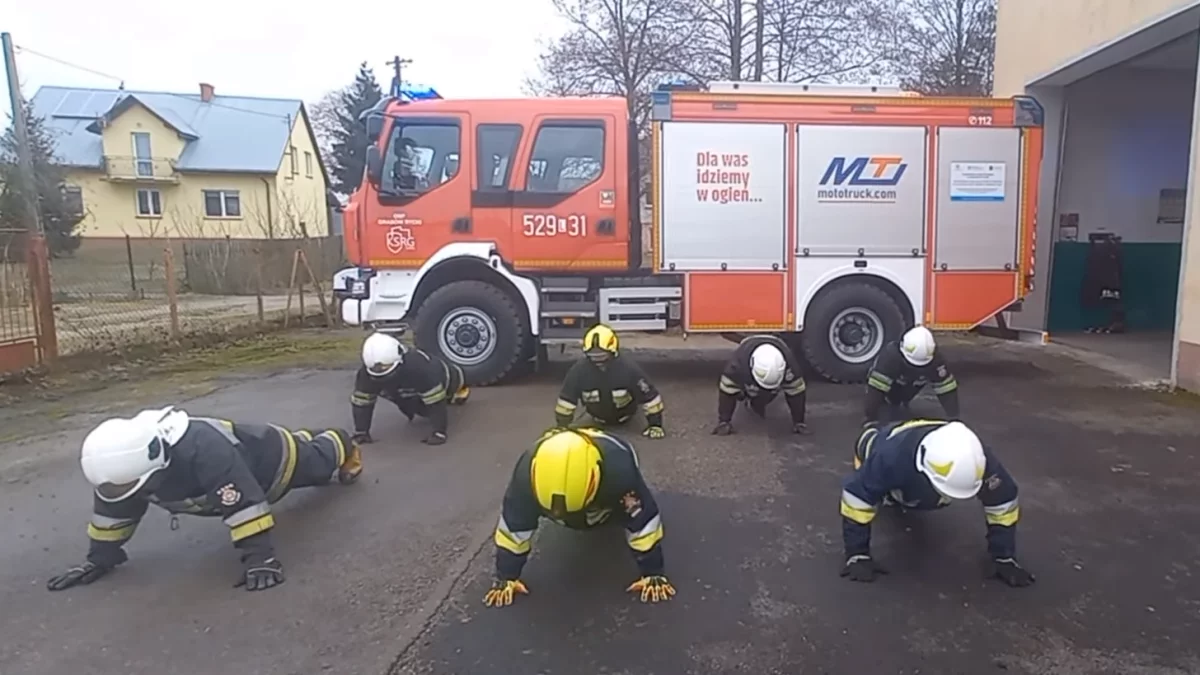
[792,422,811,435]
[840,554,887,582]
[235,557,286,591]
[626,575,676,603]
[642,425,665,439]
[47,560,112,591]
[351,431,374,445]
[423,431,447,446]
[711,421,734,436]
[483,579,528,607]
[992,558,1035,587]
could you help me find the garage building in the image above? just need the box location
[994,0,1200,390]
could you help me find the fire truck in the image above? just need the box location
[333,81,1044,385]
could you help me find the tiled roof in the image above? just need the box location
[29,85,306,173]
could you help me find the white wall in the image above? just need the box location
[1058,66,1196,243]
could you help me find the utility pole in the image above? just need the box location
[386,55,412,98]
[2,32,43,233]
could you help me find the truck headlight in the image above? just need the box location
[351,280,367,297]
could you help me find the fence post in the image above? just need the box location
[124,234,138,296]
[283,249,300,328]
[164,247,180,340]
[298,249,332,327]
[28,234,58,365]
[254,247,265,324]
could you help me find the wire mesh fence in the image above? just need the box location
[45,235,347,358]
[0,229,38,344]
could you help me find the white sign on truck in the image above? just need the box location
[658,121,787,271]
[948,161,1007,202]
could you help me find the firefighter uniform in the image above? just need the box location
[840,419,1033,586]
[53,417,361,592]
[864,340,960,423]
[716,335,807,430]
[486,428,673,605]
[350,347,468,443]
[554,355,665,430]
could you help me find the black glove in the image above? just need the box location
[423,431,447,446]
[711,421,734,436]
[47,560,114,591]
[991,558,1035,587]
[234,557,286,591]
[351,431,374,444]
[840,554,887,582]
[792,422,811,435]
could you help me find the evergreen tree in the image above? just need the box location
[0,101,83,256]
[328,63,384,195]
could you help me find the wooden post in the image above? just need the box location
[254,247,264,324]
[298,270,306,323]
[298,249,332,327]
[27,234,57,364]
[283,249,300,328]
[164,247,179,340]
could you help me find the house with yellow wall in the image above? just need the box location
[29,83,331,240]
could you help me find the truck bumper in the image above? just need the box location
[332,267,417,326]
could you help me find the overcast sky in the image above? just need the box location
[3,0,567,123]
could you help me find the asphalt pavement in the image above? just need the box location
[2,336,1198,675]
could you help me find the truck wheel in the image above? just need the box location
[414,280,528,386]
[801,282,905,383]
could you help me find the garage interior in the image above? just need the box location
[1023,14,1199,381]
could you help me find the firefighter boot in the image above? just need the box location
[450,386,471,405]
[338,440,365,485]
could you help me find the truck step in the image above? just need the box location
[541,325,588,344]
[539,277,590,294]
[599,286,682,331]
[540,300,597,318]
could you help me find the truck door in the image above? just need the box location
[367,113,470,266]
[469,123,523,256]
[510,115,628,271]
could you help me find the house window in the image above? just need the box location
[61,184,84,216]
[305,151,313,178]
[136,188,162,217]
[131,132,153,177]
[203,189,241,218]
[290,146,298,176]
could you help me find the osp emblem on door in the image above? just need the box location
[385,226,416,254]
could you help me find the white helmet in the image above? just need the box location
[900,326,936,366]
[916,421,986,500]
[80,407,188,503]
[749,343,787,389]
[362,332,406,377]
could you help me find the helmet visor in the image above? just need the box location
[367,360,399,377]
[93,437,166,502]
[585,348,612,365]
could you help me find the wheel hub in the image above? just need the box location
[438,308,497,366]
[828,307,885,364]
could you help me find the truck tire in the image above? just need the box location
[800,282,905,384]
[414,280,528,386]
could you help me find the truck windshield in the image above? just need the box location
[381,120,460,195]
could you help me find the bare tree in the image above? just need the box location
[526,0,700,130]
[895,0,995,95]
[762,0,896,83]
[308,90,343,168]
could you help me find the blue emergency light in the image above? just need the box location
[392,80,442,102]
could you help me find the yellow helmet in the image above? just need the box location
[530,429,603,517]
[583,324,619,363]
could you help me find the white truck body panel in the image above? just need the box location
[657,121,789,271]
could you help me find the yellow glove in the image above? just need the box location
[642,425,665,439]
[483,579,529,607]
[626,575,675,603]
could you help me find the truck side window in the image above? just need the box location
[381,120,461,196]
[525,123,605,193]
[476,124,523,190]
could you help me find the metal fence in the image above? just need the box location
[39,235,347,360]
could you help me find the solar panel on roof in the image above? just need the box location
[52,90,92,118]
[85,92,121,117]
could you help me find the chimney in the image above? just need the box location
[199,83,215,102]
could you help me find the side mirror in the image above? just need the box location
[365,114,384,141]
[366,144,383,185]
